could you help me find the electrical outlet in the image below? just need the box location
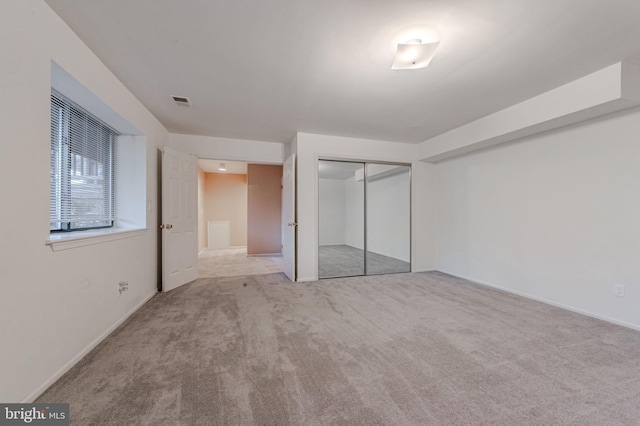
[119,281,129,294]
[614,284,625,298]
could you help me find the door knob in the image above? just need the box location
[287,222,298,227]
[160,224,173,229]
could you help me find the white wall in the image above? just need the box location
[169,133,283,164]
[318,179,346,246]
[295,133,423,281]
[434,107,640,329]
[410,161,438,272]
[0,1,168,402]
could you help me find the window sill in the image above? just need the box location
[46,226,147,252]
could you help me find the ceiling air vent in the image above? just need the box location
[172,96,191,107]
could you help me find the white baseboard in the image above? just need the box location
[439,270,640,332]
[411,268,435,273]
[201,246,246,251]
[248,253,282,257]
[23,290,158,403]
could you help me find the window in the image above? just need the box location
[50,91,118,232]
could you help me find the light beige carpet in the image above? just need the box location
[198,248,283,278]
[38,272,640,425]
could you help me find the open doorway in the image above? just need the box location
[196,159,284,278]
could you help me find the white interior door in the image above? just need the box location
[161,146,198,292]
[282,154,296,281]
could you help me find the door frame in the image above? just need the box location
[191,157,289,274]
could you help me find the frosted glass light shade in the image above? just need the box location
[391,39,440,70]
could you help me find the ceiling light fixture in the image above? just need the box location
[391,38,439,70]
[218,162,226,171]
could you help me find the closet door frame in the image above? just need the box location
[317,157,411,279]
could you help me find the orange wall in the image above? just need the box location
[203,173,247,247]
[247,164,282,254]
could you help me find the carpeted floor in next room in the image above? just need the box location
[198,248,283,278]
[38,272,640,425]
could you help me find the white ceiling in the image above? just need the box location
[198,159,247,175]
[46,0,640,144]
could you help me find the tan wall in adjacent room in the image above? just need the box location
[247,164,283,255]
[204,173,247,247]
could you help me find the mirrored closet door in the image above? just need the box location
[365,164,411,275]
[317,160,410,279]
[318,160,365,278]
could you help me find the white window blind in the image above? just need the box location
[50,91,117,232]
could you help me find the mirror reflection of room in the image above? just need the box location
[318,160,410,279]
[318,161,365,278]
[365,164,411,275]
